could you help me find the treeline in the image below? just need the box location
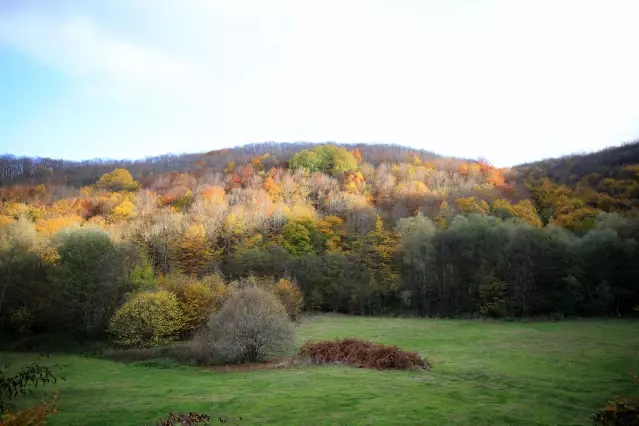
[229,213,639,317]
[517,140,639,185]
[1,210,638,340]
[0,142,447,187]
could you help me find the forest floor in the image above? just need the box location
[2,315,638,425]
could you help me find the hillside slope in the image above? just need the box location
[514,140,639,228]
[0,142,638,331]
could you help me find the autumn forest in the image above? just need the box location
[1,141,639,341]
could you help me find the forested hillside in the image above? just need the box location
[516,141,639,230]
[1,142,638,340]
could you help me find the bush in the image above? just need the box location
[300,338,430,370]
[593,373,639,425]
[200,287,294,364]
[109,291,184,348]
[273,279,303,320]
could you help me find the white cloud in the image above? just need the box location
[0,11,210,102]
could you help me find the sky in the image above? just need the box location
[1,0,638,167]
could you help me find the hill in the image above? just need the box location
[516,140,639,185]
[0,141,638,341]
[514,140,639,228]
[0,142,516,226]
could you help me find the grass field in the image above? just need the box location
[3,315,638,425]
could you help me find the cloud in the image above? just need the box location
[0,11,210,102]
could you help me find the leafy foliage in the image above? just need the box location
[95,168,140,192]
[52,227,127,337]
[0,363,63,415]
[288,145,358,176]
[0,141,638,343]
[158,273,228,336]
[109,291,184,348]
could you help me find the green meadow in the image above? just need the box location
[3,315,638,425]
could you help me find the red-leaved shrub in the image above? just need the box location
[300,338,430,370]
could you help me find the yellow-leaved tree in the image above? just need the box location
[177,223,212,276]
[96,168,139,192]
[273,278,303,320]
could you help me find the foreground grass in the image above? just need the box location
[3,316,638,425]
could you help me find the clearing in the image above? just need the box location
[3,315,638,425]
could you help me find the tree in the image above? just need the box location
[109,291,184,347]
[317,215,346,252]
[282,221,313,255]
[455,196,489,215]
[288,145,358,176]
[358,216,400,311]
[492,199,517,219]
[0,220,40,318]
[512,199,543,227]
[53,227,128,337]
[201,286,294,364]
[95,168,139,191]
[273,278,303,320]
[398,214,437,315]
[177,223,212,276]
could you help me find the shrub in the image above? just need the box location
[109,291,184,348]
[593,373,639,425]
[201,287,294,364]
[300,338,430,370]
[273,279,303,320]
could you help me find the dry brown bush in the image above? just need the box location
[300,338,430,370]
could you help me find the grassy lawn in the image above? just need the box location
[2,315,638,425]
